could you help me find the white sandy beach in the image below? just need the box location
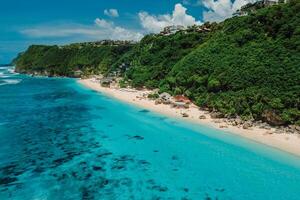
[79,78,300,157]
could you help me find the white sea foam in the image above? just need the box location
[0,72,10,78]
[0,79,22,86]
[0,67,18,78]
[7,68,15,73]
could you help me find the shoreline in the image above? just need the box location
[78,78,300,157]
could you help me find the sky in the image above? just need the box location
[0,0,255,63]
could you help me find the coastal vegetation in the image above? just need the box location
[111,24,216,89]
[14,0,300,125]
[14,41,134,77]
[164,0,300,125]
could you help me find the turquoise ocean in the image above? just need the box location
[0,66,300,200]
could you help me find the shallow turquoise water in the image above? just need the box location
[0,66,300,200]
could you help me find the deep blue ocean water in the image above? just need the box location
[0,66,300,200]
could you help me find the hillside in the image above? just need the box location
[14,41,134,77]
[162,0,300,125]
[14,0,300,125]
[111,25,215,88]
[127,1,299,125]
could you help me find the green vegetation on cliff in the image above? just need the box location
[112,26,215,88]
[14,1,300,125]
[163,0,300,125]
[14,41,134,77]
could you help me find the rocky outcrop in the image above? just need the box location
[227,117,243,126]
[242,121,253,129]
[210,112,224,119]
[262,110,285,126]
[288,125,300,134]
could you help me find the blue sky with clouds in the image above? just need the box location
[0,0,252,63]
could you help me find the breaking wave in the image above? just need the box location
[0,72,10,78]
[0,79,22,86]
[7,68,16,73]
[0,67,18,78]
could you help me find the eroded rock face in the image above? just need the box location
[262,110,285,126]
[210,112,224,119]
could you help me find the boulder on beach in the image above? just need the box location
[210,112,224,119]
[155,99,162,105]
[288,125,300,133]
[182,113,189,117]
[231,118,243,126]
[219,125,228,128]
[242,122,253,129]
[199,115,207,119]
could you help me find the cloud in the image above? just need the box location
[201,0,256,22]
[94,18,143,41]
[104,9,119,18]
[94,18,113,28]
[19,3,202,42]
[139,3,202,33]
[20,19,143,41]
